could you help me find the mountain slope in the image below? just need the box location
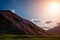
[47,23,60,35]
[0,10,49,35]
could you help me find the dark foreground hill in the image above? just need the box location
[0,10,49,35]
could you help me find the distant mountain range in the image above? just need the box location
[0,10,49,35]
[47,23,60,35]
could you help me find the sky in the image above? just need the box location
[0,0,60,30]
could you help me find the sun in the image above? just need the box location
[48,2,59,14]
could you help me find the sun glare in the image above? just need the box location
[48,2,59,14]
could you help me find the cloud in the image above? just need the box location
[31,19,41,22]
[11,9,15,13]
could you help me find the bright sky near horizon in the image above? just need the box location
[26,0,60,30]
[0,0,60,30]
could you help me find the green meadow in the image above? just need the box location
[0,34,60,40]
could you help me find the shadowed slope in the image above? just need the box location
[0,10,49,35]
